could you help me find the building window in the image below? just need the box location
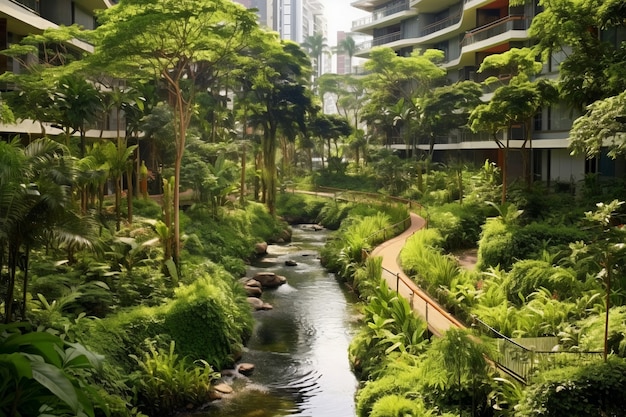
[585,157,597,174]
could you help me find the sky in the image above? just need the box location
[321,0,368,45]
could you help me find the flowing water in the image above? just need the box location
[191,224,360,417]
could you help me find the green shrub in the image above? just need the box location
[81,305,167,372]
[401,229,461,294]
[164,273,252,368]
[355,360,424,417]
[512,222,589,259]
[130,198,163,219]
[182,233,204,255]
[276,192,326,223]
[370,394,431,417]
[476,219,516,270]
[130,340,219,416]
[574,306,626,354]
[515,358,626,417]
[508,259,581,304]
[428,202,489,250]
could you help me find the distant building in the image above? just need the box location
[350,0,626,184]
[335,31,369,74]
[234,0,327,44]
[0,0,118,140]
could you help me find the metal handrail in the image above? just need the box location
[472,315,603,382]
[292,186,604,383]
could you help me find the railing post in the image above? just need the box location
[396,273,400,293]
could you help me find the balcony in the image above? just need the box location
[357,31,402,51]
[352,1,411,28]
[461,15,530,48]
[419,8,462,37]
[10,0,40,13]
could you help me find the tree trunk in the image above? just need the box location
[262,122,278,216]
[21,247,29,321]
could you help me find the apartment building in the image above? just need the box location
[350,0,624,186]
[0,0,118,139]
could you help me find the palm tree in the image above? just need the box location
[0,138,96,323]
[302,33,329,80]
[337,35,357,74]
[100,141,138,231]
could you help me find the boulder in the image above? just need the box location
[253,271,287,288]
[213,383,233,394]
[237,362,255,376]
[284,260,298,266]
[254,241,268,256]
[247,297,264,310]
[246,297,273,311]
[244,281,263,297]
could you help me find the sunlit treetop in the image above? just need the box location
[90,0,261,83]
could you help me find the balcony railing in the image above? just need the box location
[10,0,40,13]
[419,8,462,37]
[352,1,411,28]
[461,15,530,47]
[357,31,402,51]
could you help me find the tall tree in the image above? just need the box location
[0,25,88,138]
[309,113,352,170]
[336,35,357,74]
[240,39,313,215]
[302,32,329,81]
[92,0,259,266]
[469,48,558,203]
[420,81,483,156]
[528,0,626,110]
[54,75,103,158]
[362,47,446,158]
[569,90,626,159]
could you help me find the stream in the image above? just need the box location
[190,224,360,417]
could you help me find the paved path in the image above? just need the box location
[371,212,465,336]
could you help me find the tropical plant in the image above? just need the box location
[130,340,219,416]
[93,0,259,265]
[349,280,428,378]
[54,74,103,158]
[0,323,107,417]
[301,32,329,79]
[515,358,626,417]
[420,328,494,416]
[0,138,96,323]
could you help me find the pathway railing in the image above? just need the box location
[379,263,465,337]
[472,317,603,382]
[291,186,604,383]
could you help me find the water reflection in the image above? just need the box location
[190,225,359,417]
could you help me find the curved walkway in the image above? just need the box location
[371,212,465,336]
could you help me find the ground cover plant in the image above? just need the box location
[321,160,626,416]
